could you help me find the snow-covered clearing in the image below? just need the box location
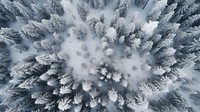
[61,0,157,89]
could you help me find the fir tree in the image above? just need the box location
[73,24,87,40]
[31,4,50,20]
[47,0,64,16]
[42,14,66,33]
[77,3,88,21]
[58,97,72,111]
[13,1,34,19]
[0,28,22,45]
[21,20,45,41]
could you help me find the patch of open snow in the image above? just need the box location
[8,20,23,31]
[118,51,154,90]
[8,45,37,67]
[61,27,105,81]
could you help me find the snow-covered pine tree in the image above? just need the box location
[147,9,161,21]
[122,46,131,56]
[101,41,109,50]
[35,53,60,65]
[73,92,83,105]
[13,1,35,19]
[133,91,148,108]
[175,53,196,68]
[33,39,61,52]
[151,66,166,75]
[77,3,88,21]
[31,4,50,20]
[82,81,93,92]
[112,72,122,82]
[161,3,177,15]
[1,0,20,16]
[140,40,153,53]
[44,100,57,111]
[46,78,59,88]
[153,34,175,53]
[18,76,38,89]
[98,94,108,106]
[59,73,73,85]
[117,94,125,109]
[0,4,15,27]
[156,47,176,58]
[149,99,177,112]
[159,11,174,25]
[89,89,99,99]
[0,28,22,45]
[159,56,177,67]
[105,27,117,43]
[10,62,46,79]
[95,22,105,37]
[15,0,34,7]
[42,14,66,33]
[0,42,10,81]
[138,81,153,95]
[115,2,128,17]
[112,17,126,37]
[21,20,45,41]
[169,91,188,109]
[60,83,72,95]
[171,2,199,23]
[53,32,64,43]
[88,63,99,75]
[149,34,162,46]
[105,48,114,56]
[47,0,64,16]
[58,96,72,111]
[180,14,200,28]
[184,38,200,53]
[73,24,87,40]
[185,26,200,38]
[151,78,168,92]
[74,104,82,112]
[179,3,200,21]
[108,88,118,102]
[88,17,98,31]
[90,98,98,108]
[125,91,136,110]
[34,92,52,105]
